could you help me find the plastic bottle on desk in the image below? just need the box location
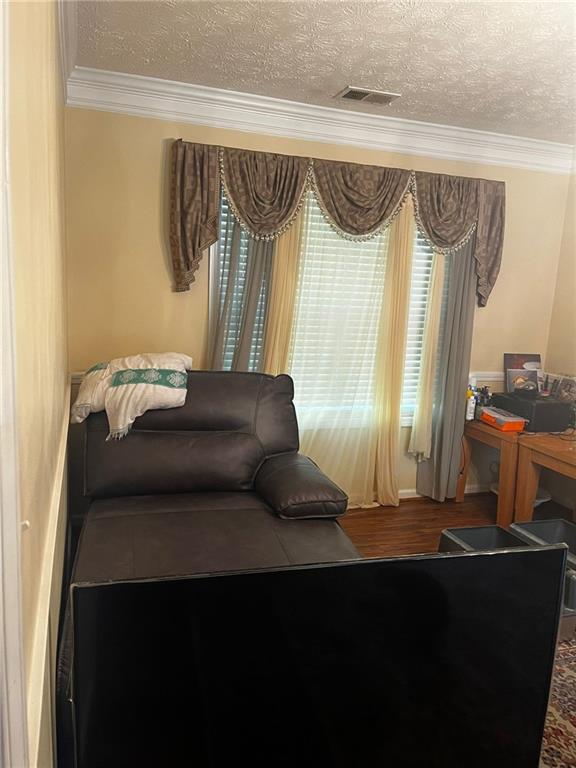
[465,386,476,421]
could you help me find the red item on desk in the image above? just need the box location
[479,407,526,432]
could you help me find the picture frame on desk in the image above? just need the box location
[504,353,542,391]
[506,368,539,393]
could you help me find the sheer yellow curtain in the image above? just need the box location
[261,209,305,375]
[373,197,415,506]
[408,251,445,461]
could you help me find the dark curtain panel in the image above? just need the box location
[208,212,274,372]
[220,148,309,238]
[313,160,411,237]
[416,238,477,502]
[169,140,220,291]
[415,171,505,307]
[474,180,506,306]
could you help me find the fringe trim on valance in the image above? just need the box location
[309,169,414,242]
[219,153,416,244]
[219,161,477,250]
[410,174,478,255]
[218,148,314,241]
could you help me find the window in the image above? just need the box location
[212,192,436,424]
[288,195,435,424]
[288,197,388,419]
[401,231,435,419]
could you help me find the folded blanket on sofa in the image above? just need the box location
[70,362,110,423]
[70,352,193,439]
[105,367,189,439]
[108,352,193,375]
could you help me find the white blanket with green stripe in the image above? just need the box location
[70,352,192,439]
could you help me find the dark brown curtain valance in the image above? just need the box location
[474,179,505,306]
[169,140,505,304]
[313,160,411,238]
[414,172,505,306]
[221,148,309,239]
[169,140,220,292]
[414,172,479,251]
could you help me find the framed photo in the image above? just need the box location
[556,376,576,403]
[504,353,542,392]
[506,368,539,393]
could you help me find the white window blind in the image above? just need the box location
[288,196,388,417]
[401,231,435,418]
[289,197,435,422]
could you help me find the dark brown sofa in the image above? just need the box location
[75,370,358,577]
[58,371,359,764]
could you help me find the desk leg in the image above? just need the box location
[455,434,471,502]
[496,441,518,528]
[515,445,541,522]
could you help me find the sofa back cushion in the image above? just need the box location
[84,372,299,498]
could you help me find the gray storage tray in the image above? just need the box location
[439,526,528,553]
[511,520,576,570]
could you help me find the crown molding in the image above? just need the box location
[66,66,574,174]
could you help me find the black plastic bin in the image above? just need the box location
[511,520,576,570]
[565,570,576,611]
[439,526,529,553]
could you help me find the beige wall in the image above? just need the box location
[9,0,69,759]
[65,108,570,375]
[547,173,576,375]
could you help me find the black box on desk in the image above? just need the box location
[491,393,572,433]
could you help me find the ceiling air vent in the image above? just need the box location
[334,86,400,106]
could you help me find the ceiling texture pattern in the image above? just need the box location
[76,0,576,143]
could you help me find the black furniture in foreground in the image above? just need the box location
[68,547,565,768]
[441,522,576,637]
[513,519,576,614]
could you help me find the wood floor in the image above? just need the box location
[340,493,573,559]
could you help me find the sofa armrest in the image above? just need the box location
[255,453,348,519]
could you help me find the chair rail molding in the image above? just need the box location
[0,2,29,766]
[66,67,574,175]
[469,371,506,384]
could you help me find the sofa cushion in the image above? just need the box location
[255,453,348,519]
[74,493,360,582]
[85,431,265,498]
[84,372,300,499]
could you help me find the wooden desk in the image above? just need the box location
[515,433,576,521]
[456,420,519,527]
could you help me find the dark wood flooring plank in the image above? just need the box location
[340,494,572,558]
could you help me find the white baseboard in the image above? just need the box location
[398,483,490,500]
[27,385,70,767]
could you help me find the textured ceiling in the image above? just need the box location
[76,0,576,143]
